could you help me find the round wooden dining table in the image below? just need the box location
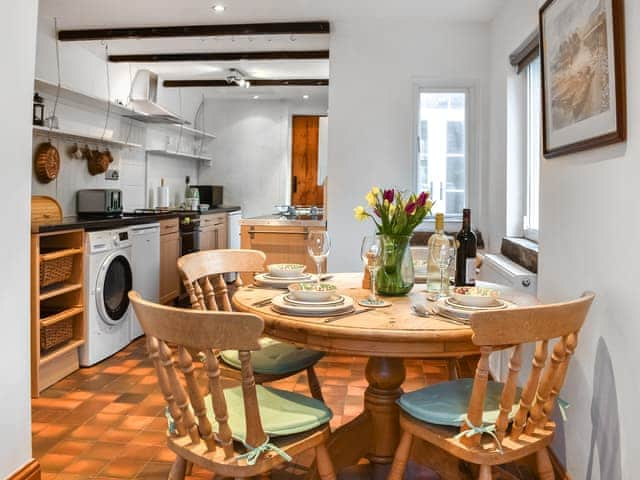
[232,273,537,479]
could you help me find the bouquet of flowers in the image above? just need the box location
[354,187,433,235]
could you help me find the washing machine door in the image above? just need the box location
[96,252,133,326]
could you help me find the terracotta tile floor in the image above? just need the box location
[32,339,529,480]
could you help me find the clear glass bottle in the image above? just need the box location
[184,175,192,207]
[425,213,454,294]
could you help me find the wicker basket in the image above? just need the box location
[39,255,74,287]
[40,317,73,352]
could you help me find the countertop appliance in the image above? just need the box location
[193,185,223,208]
[77,189,123,218]
[130,223,160,339]
[80,227,133,366]
[225,210,242,282]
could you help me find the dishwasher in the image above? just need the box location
[130,223,160,339]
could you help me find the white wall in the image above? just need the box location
[199,97,328,217]
[490,1,631,478]
[326,18,491,272]
[0,1,39,477]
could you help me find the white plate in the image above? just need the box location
[254,273,315,288]
[262,272,313,281]
[272,294,355,317]
[283,294,345,307]
[445,297,507,311]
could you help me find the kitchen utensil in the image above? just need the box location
[268,263,307,278]
[288,282,338,302]
[271,294,354,317]
[254,272,315,288]
[31,196,62,229]
[450,286,501,307]
[34,142,60,184]
[323,308,372,323]
[87,148,112,175]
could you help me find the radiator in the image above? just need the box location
[478,254,537,381]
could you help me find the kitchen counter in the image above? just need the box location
[34,206,241,234]
[240,214,326,228]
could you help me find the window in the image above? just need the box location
[416,91,467,217]
[524,57,541,241]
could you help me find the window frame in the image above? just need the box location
[523,57,541,243]
[412,84,474,224]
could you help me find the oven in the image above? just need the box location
[179,215,201,255]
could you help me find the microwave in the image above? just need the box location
[193,185,223,208]
[76,189,123,218]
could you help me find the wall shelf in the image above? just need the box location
[147,149,213,162]
[33,125,143,149]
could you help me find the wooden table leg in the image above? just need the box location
[364,357,406,477]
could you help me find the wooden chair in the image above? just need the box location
[129,291,336,480]
[177,249,326,401]
[388,292,595,480]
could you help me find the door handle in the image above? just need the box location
[292,176,298,193]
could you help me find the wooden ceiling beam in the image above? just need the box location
[58,21,330,41]
[108,50,330,62]
[162,79,329,87]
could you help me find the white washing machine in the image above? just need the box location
[80,228,133,366]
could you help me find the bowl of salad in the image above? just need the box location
[450,286,500,307]
[267,263,306,278]
[288,282,338,302]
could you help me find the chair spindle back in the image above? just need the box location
[178,249,266,312]
[461,292,594,447]
[129,291,268,456]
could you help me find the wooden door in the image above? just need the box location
[291,116,324,206]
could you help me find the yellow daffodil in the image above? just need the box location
[365,191,377,206]
[371,186,380,195]
[389,203,396,215]
[425,200,433,211]
[383,199,390,208]
[353,206,368,221]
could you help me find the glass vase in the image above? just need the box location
[375,234,415,296]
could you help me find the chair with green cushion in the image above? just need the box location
[389,292,595,480]
[129,291,336,480]
[177,249,326,401]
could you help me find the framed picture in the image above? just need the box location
[540,0,626,158]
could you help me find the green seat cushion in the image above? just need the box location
[398,379,521,427]
[220,338,324,375]
[192,385,332,443]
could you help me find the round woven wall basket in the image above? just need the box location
[34,142,60,183]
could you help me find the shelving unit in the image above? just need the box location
[33,125,143,150]
[146,149,213,162]
[31,229,85,396]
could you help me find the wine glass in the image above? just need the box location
[361,235,383,305]
[437,245,456,298]
[307,231,331,287]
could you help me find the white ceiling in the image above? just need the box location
[40,0,506,100]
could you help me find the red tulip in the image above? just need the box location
[383,189,395,203]
[417,191,428,207]
[405,201,417,214]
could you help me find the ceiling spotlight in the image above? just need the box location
[253,95,260,99]
[303,95,310,100]
[212,4,225,12]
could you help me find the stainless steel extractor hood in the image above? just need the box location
[124,69,188,125]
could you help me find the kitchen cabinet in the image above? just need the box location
[159,218,180,304]
[200,213,227,251]
[240,223,326,283]
[31,228,85,396]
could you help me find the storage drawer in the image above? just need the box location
[159,218,179,235]
[201,213,226,227]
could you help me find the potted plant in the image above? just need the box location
[354,188,432,295]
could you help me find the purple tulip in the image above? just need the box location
[383,189,395,203]
[405,201,417,214]
[417,191,428,207]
